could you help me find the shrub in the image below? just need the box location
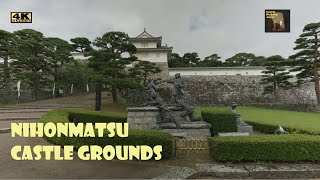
[193,108,203,121]
[68,109,126,123]
[40,109,174,158]
[209,134,320,162]
[201,107,237,136]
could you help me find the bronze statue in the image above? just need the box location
[167,73,185,105]
[146,89,181,129]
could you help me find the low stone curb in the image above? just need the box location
[0,128,11,133]
[0,117,40,121]
[153,164,320,179]
[191,164,320,179]
[152,167,197,180]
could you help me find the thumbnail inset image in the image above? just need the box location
[265,9,290,33]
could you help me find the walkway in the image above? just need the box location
[0,93,173,179]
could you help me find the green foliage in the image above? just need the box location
[70,37,93,52]
[11,29,52,100]
[289,22,320,104]
[236,106,320,135]
[68,109,126,123]
[168,53,184,67]
[201,107,237,136]
[40,109,174,158]
[56,62,93,93]
[209,134,320,162]
[183,52,201,66]
[260,55,294,95]
[193,108,203,121]
[168,52,201,67]
[128,60,161,85]
[44,37,74,71]
[88,31,139,103]
[169,52,266,68]
[224,53,257,66]
[0,30,17,102]
[197,54,223,67]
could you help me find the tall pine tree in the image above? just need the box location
[88,31,138,109]
[290,22,320,104]
[12,29,51,100]
[0,30,17,103]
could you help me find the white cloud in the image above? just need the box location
[0,0,320,59]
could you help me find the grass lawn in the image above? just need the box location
[85,96,127,114]
[201,106,320,135]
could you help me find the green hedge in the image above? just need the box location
[201,108,237,136]
[209,134,320,162]
[244,121,315,135]
[40,109,174,159]
[68,110,126,123]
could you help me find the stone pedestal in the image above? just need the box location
[218,132,249,136]
[160,121,211,138]
[237,125,253,134]
[127,106,211,137]
[237,118,253,134]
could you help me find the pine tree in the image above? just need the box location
[224,53,256,66]
[70,37,92,52]
[198,53,223,67]
[128,60,161,85]
[0,30,17,103]
[88,31,138,109]
[12,29,51,100]
[290,22,320,104]
[260,55,293,96]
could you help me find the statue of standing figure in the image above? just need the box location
[167,73,185,106]
[167,73,196,122]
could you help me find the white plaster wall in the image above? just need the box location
[71,52,89,60]
[132,41,157,48]
[134,51,168,62]
[169,67,300,76]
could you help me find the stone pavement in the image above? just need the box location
[0,93,101,128]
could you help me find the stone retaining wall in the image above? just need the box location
[156,75,316,107]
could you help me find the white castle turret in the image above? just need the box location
[130,29,172,78]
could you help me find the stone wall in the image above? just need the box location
[157,75,317,107]
[154,62,169,79]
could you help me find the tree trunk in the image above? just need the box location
[273,71,277,99]
[3,56,10,104]
[314,34,320,104]
[314,61,320,104]
[33,72,39,101]
[112,84,118,103]
[54,67,58,97]
[95,83,102,111]
[143,75,147,86]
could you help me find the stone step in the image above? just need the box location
[0,128,11,133]
[0,109,53,113]
[218,132,249,136]
[0,117,40,121]
[160,121,211,129]
[161,128,211,137]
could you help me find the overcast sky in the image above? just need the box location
[1,0,320,59]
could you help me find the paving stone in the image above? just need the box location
[152,167,197,180]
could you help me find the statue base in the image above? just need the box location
[127,106,211,138]
[160,121,211,138]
